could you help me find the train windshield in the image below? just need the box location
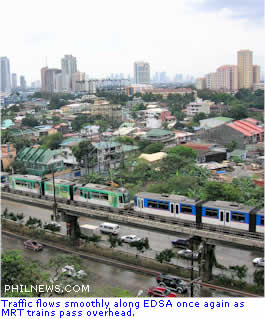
[123,193,130,203]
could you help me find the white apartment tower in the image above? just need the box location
[0,57,11,93]
[134,61,150,84]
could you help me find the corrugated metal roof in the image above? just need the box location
[226,123,252,136]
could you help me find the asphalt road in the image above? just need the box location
[2,233,243,297]
[1,199,263,284]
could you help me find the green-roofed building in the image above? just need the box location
[145,128,176,144]
[15,147,65,176]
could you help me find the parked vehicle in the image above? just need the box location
[80,224,100,237]
[99,222,120,235]
[252,257,264,267]
[156,273,188,294]
[61,265,87,279]
[24,240,43,251]
[171,238,190,248]
[148,287,179,297]
[177,249,200,260]
[121,235,142,243]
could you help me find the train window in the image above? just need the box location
[119,196,123,203]
[260,216,264,226]
[205,208,218,218]
[101,193,108,201]
[181,205,193,214]
[226,212,230,223]
[158,202,169,210]
[220,211,223,221]
[92,192,101,199]
[147,200,157,208]
[231,212,245,223]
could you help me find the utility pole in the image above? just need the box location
[52,166,57,221]
[190,238,194,297]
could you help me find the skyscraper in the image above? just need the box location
[41,66,48,92]
[0,57,11,93]
[61,55,77,92]
[134,61,150,84]
[41,68,62,93]
[216,65,238,92]
[237,50,253,89]
[205,72,217,90]
[12,73,17,90]
[20,75,26,91]
[253,65,260,84]
[72,71,85,92]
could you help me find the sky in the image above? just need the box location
[1,0,264,83]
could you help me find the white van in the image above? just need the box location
[99,222,120,235]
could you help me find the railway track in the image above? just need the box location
[2,189,264,242]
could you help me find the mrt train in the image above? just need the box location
[7,174,131,211]
[134,192,264,234]
[4,174,264,235]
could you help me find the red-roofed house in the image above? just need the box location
[199,118,264,148]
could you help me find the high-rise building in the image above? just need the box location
[0,57,11,93]
[61,55,77,92]
[41,66,48,92]
[134,61,150,84]
[253,65,260,84]
[237,50,253,89]
[20,75,26,91]
[216,65,238,92]
[44,68,62,93]
[72,71,85,92]
[205,72,217,90]
[195,77,207,90]
[12,73,17,90]
[160,72,167,83]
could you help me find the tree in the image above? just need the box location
[10,160,27,174]
[72,140,97,172]
[1,250,48,297]
[108,235,123,248]
[155,249,175,264]
[71,115,90,132]
[129,238,150,254]
[40,132,63,150]
[143,143,164,154]
[21,115,40,127]
[168,145,196,159]
[229,265,248,281]
[193,112,207,124]
[253,269,264,288]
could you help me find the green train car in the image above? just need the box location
[8,174,44,195]
[43,179,74,200]
[73,183,131,209]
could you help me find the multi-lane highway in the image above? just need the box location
[1,199,263,284]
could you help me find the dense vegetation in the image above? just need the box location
[113,145,263,208]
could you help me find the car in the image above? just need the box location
[252,257,264,267]
[24,240,43,251]
[148,287,179,297]
[156,273,188,294]
[171,238,190,248]
[121,234,142,243]
[177,249,200,260]
[61,265,87,278]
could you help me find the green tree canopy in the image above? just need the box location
[40,132,63,150]
[143,143,164,154]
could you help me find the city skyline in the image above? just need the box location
[0,0,263,83]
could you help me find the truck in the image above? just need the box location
[80,224,100,237]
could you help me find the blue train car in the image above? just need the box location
[201,200,256,231]
[256,209,264,234]
[134,192,199,222]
